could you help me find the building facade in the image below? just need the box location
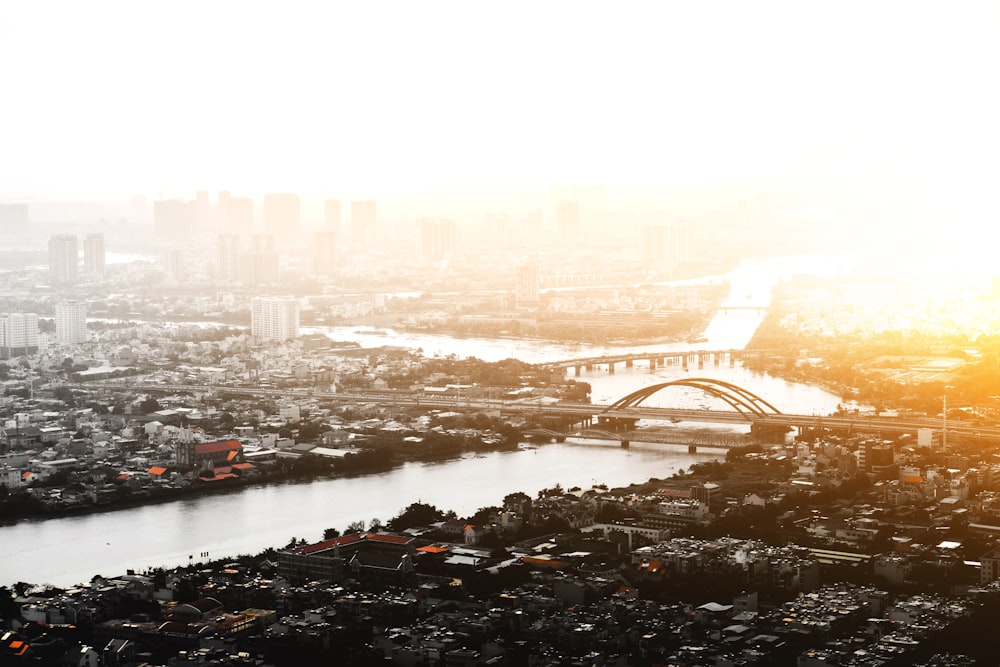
[0,313,39,357]
[250,297,300,343]
[55,301,88,345]
[48,234,79,285]
[83,233,106,278]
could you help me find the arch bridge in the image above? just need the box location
[604,377,782,420]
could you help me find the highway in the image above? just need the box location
[69,381,1000,442]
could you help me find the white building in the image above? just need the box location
[48,234,79,284]
[55,301,88,345]
[0,312,39,357]
[251,297,300,343]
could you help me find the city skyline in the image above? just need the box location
[1,2,997,235]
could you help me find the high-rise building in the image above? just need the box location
[263,193,301,238]
[55,301,88,345]
[131,195,149,225]
[153,199,194,243]
[48,234,79,285]
[0,313,39,357]
[516,263,540,306]
[217,191,231,230]
[83,233,105,278]
[226,197,254,235]
[313,231,337,277]
[240,234,280,285]
[350,200,376,246]
[556,201,580,242]
[216,234,241,282]
[420,218,457,260]
[251,296,300,343]
[324,199,342,233]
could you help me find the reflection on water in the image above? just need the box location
[1,440,718,588]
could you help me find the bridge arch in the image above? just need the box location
[605,377,782,419]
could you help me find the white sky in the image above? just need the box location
[1,1,999,208]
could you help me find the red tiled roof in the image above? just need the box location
[231,463,255,470]
[294,534,363,554]
[194,440,242,455]
[521,557,567,568]
[148,466,167,476]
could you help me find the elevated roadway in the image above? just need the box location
[68,381,1000,443]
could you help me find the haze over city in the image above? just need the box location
[3,3,1000,666]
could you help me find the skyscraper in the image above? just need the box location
[216,233,241,282]
[324,199,342,233]
[350,200,376,246]
[240,234,280,285]
[48,234,79,285]
[55,301,88,345]
[0,313,39,357]
[640,221,692,264]
[313,231,337,278]
[83,233,105,278]
[516,263,540,306]
[263,193,301,238]
[251,296,300,343]
[420,218,457,260]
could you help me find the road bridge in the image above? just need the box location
[66,380,1000,446]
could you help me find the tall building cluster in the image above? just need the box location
[250,297,300,343]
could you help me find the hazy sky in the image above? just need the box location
[2,1,998,209]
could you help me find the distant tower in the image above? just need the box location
[48,234,79,285]
[0,313,39,357]
[263,193,301,238]
[240,234,280,285]
[251,296,300,343]
[83,233,106,278]
[420,218,458,260]
[516,263,540,306]
[640,225,667,265]
[313,231,337,278]
[216,233,241,282]
[55,301,88,345]
[350,200,376,246]
[324,199,342,233]
[556,201,580,242]
[666,220,692,262]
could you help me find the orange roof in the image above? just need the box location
[416,545,449,554]
[226,450,238,461]
[231,463,255,470]
[148,466,167,476]
[194,440,242,455]
[902,475,923,484]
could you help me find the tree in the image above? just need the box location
[345,520,366,534]
[323,527,341,540]
[53,386,76,407]
[138,397,161,414]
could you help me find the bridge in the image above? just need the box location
[540,349,744,376]
[68,378,1000,448]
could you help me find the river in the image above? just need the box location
[0,253,856,588]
